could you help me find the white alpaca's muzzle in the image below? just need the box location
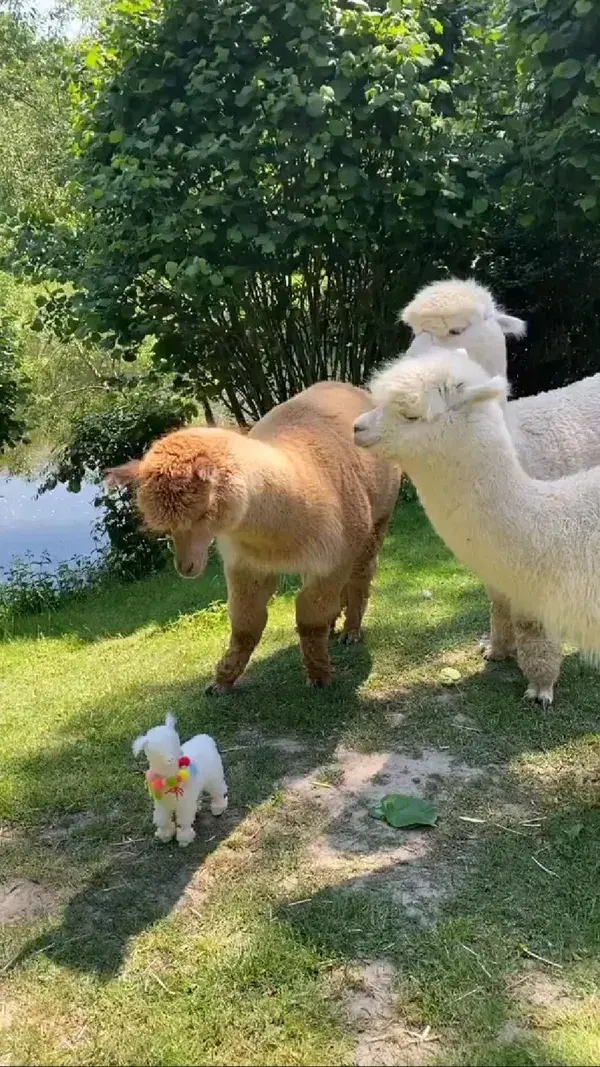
[353,409,383,448]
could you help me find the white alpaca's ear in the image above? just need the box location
[165,713,177,730]
[461,375,508,406]
[496,313,526,339]
[132,734,147,757]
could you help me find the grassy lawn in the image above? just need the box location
[1,501,599,1066]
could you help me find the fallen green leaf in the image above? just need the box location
[440,667,461,685]
[370,794,438,829]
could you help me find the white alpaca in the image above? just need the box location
[402,278,600,706]
[354,348,600,660]
[132,714,228,847]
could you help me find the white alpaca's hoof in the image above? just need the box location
[211,796,228,817]
[480,639,514,661]
[524,684,553,710]
[176,826,196,847]
[155,826,175,843]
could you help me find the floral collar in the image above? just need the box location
[146,756,195,800]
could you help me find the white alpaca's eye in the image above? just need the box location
[448,327,463,337]
[403,413,419,421]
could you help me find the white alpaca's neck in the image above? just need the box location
[404,403,548,591]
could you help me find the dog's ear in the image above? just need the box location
[496,313,526,339]
[105,459,141,490]
[132,733,147,757]
[165,713,177,730]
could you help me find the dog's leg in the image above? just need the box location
[341,513,391,644]
[296,566,351,686]
[209,777,228,817]
[153,799,176,842]
[206,567,278,695]
[175,789,199,847]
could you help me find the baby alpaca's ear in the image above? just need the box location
[165,713,177,730]
[496,313,526,339]
[132,734,147,757]
[105,459,141,490]
[462,375,508,406]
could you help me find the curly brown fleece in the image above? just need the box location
[107,382,400,690]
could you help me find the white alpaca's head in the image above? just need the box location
[354,347,508,463]
[132,713,182,775]
[402,279,526,379]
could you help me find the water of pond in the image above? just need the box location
[0,475,101,573]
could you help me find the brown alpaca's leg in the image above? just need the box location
[206,567,277,695]
[482,589,516,660]
[513,616,561,710]
[296,568,351,687]
[341,514,391,644]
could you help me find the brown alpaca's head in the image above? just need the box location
[106,428,245,578]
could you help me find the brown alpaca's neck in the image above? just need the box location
[217,432,334,574]
[223,433,297,534]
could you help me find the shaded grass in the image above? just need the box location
[1,502,599,1065]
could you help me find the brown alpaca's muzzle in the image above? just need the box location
[170,530,213,579]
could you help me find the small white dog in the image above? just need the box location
[132,714,228,847]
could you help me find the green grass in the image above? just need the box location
[1,502,599,1066]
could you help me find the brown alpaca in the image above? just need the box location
[107,382,400,690]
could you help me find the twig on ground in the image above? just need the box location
[458,942,493,980]
[531,856,558,877]
[518,945,563,969]
[147,971,176,995]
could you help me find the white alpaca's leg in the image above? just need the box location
[482,590,516,660]
[153,800,176,842]
[514,616,561,710]
[175,789,199,847]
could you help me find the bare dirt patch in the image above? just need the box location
[337,959,440,1066]
[284,746,483,920]
[513,968,584,1015]
[0,878,58,923]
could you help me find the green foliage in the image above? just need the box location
[42,380,197,577]
[0,7,73,217]
[0,551,105,619]
[12,0,486,421]
[506,0,600,226]
[0,315,27,452]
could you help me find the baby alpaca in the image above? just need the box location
[133,714,228,847]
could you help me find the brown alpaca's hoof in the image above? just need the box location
[205,680,235,696]
[340,629,362,646]
[307,674,333,688]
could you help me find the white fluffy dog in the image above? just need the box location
[132,714,228,847]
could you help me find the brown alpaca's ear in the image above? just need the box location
[105,459,142,490]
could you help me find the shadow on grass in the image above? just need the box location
[9,619,600,983]
[276,797,600,1066]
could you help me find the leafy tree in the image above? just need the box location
[0,6,73,218]
[16,0,490,422]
